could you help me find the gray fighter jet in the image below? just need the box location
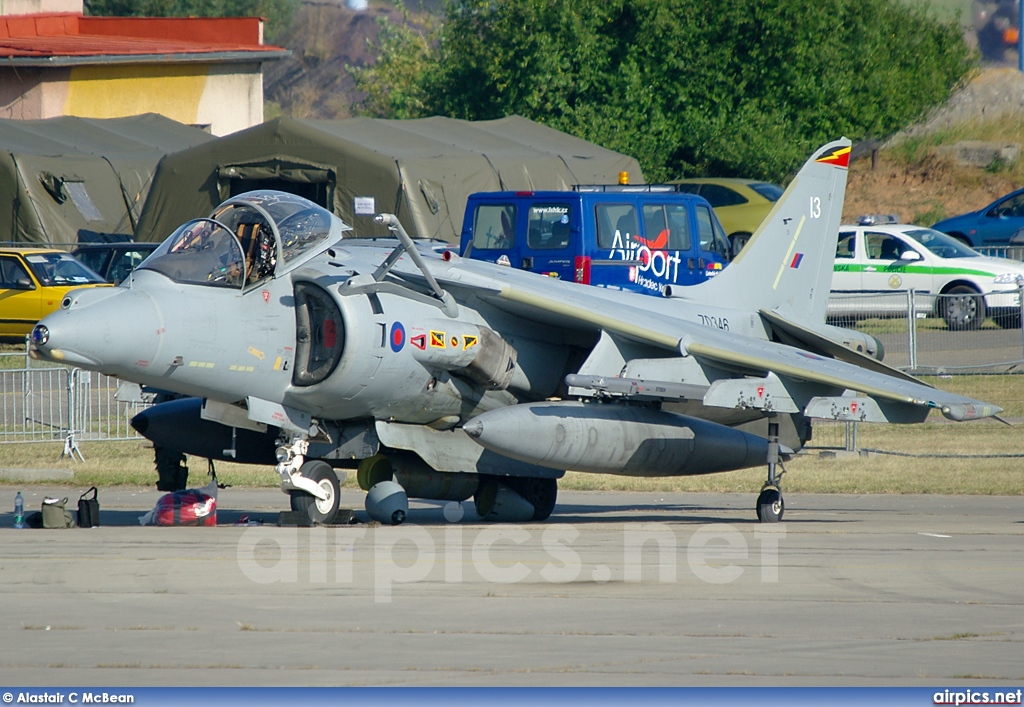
[29,139,1000,524]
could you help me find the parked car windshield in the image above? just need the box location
[903,228,980,259]
[24,252,105,286]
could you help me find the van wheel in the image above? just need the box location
[941,286,985,331]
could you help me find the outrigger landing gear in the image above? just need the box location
[756,418,785,523]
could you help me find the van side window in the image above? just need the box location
[596,204,638,249]
[527,204,571,250]
[472,204,516,250]
[695,205,730,258]
[642,204,692,250]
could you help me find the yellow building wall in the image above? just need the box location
[65,64,206,126]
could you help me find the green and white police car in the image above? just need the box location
[829,223,1024,330]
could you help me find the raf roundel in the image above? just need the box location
[389,322,406,353]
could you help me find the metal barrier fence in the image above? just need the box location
[975,245,1024,261]
[0,350,148,455]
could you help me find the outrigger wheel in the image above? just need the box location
[756,485,784,523]
[756,418,785,523]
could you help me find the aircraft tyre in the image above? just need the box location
[756,486,784,523]
[356,454,393,491]
[502,477,558,521]
[474,476,557,522]
[289,460,341,524]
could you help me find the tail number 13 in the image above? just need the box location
[810,196,822,219]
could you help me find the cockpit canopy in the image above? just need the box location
[137,191,348,289]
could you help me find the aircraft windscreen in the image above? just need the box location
[138,219,246,288]
[237,191,335,266]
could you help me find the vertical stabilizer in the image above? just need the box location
[687,139,850,323]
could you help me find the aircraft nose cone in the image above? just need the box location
[31,287,162,372]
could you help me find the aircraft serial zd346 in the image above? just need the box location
[29,139,1000,524]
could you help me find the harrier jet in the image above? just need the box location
[29,139,1000,524]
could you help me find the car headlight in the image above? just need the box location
[993,272,1024,284]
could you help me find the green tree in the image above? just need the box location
[356,0,974,182]
[353,9,439,120]
[84,0,297,41]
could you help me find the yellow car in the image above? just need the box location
[673,178,783,255]
[0,248,110,340]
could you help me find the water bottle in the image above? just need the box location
[14,491,24,529]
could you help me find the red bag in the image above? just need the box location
[140,476,220,527]
[153,489,217,526]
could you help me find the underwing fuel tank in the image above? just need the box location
[463,401,770,477]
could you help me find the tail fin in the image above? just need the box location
[687,138,850,323]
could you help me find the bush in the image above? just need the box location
[356,0,975,182]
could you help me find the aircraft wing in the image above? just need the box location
[430,262,1001,422]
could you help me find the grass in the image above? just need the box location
[0,440,283,489]
[0,350,1021,498]
[0,415,1021,497]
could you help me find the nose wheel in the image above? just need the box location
[756,418,785,523]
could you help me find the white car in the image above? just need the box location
[829,224,1024,330]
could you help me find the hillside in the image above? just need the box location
[843,68,1024,225]
[264,2,406,119]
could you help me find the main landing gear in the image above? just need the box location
[289,459,342,525]
[756,418,785,523]
[277,436,344,524]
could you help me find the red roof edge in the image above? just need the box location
[80,16,265,46]
[0,13,79,39]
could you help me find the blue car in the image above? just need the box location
[932,187,1024,248]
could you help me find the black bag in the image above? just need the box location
[77,487,100,528]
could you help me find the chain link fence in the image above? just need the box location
[812,288,1024,451]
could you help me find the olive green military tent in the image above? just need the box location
[135,115,644,244]
[0,114,215,245]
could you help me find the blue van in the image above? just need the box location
[459,187,732,294]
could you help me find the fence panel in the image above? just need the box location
[72,369,150,441]
[0,354,150,446]
[0,365,70,443]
